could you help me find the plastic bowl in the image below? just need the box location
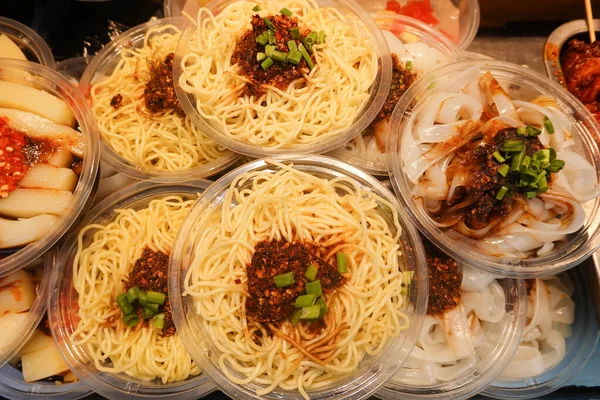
[56,56,93,85]
[48,180,215,400]
[174,0,392,158]
[388,59,600,278]
[354,0,479,51]
[0,59,100,278]
[377,274,527,400]
[329,14,459,176]
[169,155,428,400]
[0,17,55,69]
[80,17,240,183]
[0,254,53,368]
[482,268,600,399]
[0,251,92,400]
[163,0,208,17]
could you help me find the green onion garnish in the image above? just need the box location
[261,57,274,70]
[116,293,133,315]
[256,32,268,46]
[290,27,300,39]
[305,31,318,45]
[546,159,565,172]
[287,40,298,52]
[492,151,505,163]
[291,309,302,325]
[543,116,555,134]
[497,164,510,177]
[496,186,509,200]
[521,169,538,181]
[317,30,325,44]
[406,60,413,70]
[521,155,531,170]
[315,297,328,318]
[287,49,302,65]
[125,286,141,304]
[271,49,288,63]
[280,7,293,16]
[534,149,551,163]
[526,126,542,136]
[295,293,316,308]
[274,271,294,288]
[530,158,541,172]
[257,52,266,62]
[141,302,159,313]
[146,291,166,305]
[142,308,156,319]
[298,44,314,69]
[265,44,275,58]
[336,252,348,274]
[264,17,276,30]
[305,264,318,281]
[153,313,165,329]
[305,280,322,296]
[123,312,140,327]
[537,175,548,190]
[252,5,261,11]
[267,30,276,44]
[517,126,527,136]
[501,140,524,152]
[299,304,321,320]
[510,150,525,173]
[525,191,538,199]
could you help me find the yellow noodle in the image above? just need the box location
[72,196,200,384]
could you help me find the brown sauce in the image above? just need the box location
[423,238,461,315]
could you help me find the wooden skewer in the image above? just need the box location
[585,0,597,43]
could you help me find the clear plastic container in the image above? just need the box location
[0,17,55,69]
[163,0,208,17]
[482,268,600,399]
[377,276,527,400]
[169,155,428,400]
[0,254,53,368]
[329,14,459,176]
[353,0,480,51]
[48,180,216,400]
[388,59,600,278]
[174,0,393,158]
[0,59,100,278]
[56,56,93,85]
[0,252,92,400]
[80,17,240,183]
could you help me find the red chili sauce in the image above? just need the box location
[423,238,461,315]
[561,39,600,122]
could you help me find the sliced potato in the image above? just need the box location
[18,329,54,355]
[0,108,83,156]
[0,214,58,249]
[0,189,71,218]
[0,270,36,315]
[0,34,26,61]
[47,147,73,168]
[0,312,29,349]
[0,81,76,127]
[19,164,77,192]
[22,344,70,382]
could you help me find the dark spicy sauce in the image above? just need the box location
[245,240,344,325]
[561,38,600,122]
[423,237,461,315]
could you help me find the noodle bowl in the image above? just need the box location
[175,0,391,157]
[170,157,427,400]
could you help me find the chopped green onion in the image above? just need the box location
[317,30,325,44]
[406,60,413,70]
[305,264,318,281]
[287,40,298,52]
[274,271,294,288]
[267,29,277,44]
[496,186,509,200]
[299,304,321,320]
[261,57,274,70]
[530,158,541,172]
[521,155,531,170]
[534,149,551,163]
[271,50,289,63]
[264,18,276,30]
[492,151,505,163]
[537,175,548,190]
[280,7,293,16]
[298,44,314,69]
[305,32,318,45]
[526,126,542,136]
[142,308,156,319]
[256,32,268,46]
[549,148,557,161]
[501,140,524,152]
[123,313,140,327]
[543,116,555,134]
[153,313,165,329]
[265,45,275,57]
[257,52,266,62]
[252,5,261,11]
[291,309,302,325]
[287,49,302,65]
[290,27,300,39]
[497,164,510,177]
[525,191,538,199]
[517,126,527,136]
[315,297,328,318]
[520,169,538,182]
[546,159,565,172]
[336,252,348,274]
[295,293,316,308]
[141,302,159,313]
[116,293,133,315]
[510,150,525,173]
[126,286,141,304]
[146,291,166,305]
[305,280,322,296]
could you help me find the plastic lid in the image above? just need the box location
[0,17,55,69]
